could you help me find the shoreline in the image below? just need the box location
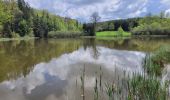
[0,37,38,42]
[0,35,170,42]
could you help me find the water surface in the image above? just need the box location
[0,37,170,100]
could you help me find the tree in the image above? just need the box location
[18,19,29,37]
[17,0,32,20]
[90,12,101,35]
[117,26,124,36]
[0,0,13,25]
[3,22,12,37]
[33,14,48,38]
[0,0,82,38]
[160,11,165,19]
[108,22,114,31]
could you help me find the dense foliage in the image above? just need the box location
[132,16,170,35]
[95,18,139,32]
[0,0,82,38]
[84,13,170,36]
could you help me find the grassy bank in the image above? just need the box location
[96,31,131,37]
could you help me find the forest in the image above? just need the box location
[0,0,82,38]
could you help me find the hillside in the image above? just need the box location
[0,0,82,38]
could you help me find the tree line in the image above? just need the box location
[83,12,170,36]
[0,0,82,38]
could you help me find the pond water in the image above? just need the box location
[0,37,170,100]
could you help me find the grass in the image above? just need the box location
[77,52,170,100]
[75,46,170,99]
[127,75,169,100]
[96,31,131,37]
[80,47,170,99]
[143,46,170,76]
[104,73,169,100]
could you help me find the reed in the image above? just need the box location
[94,77,99,100]
[127,75,169,100]
[143,46,170,76]
[80,65,85,100]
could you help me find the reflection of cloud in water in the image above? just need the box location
[24,73,67,100]
[0,47,145,100]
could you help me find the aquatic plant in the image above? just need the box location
[99,66,102,90]
[143,46,170,76]
[80,65,85,100]
[127,75,169,100]
[105,82,115,100]
[94,77,99,100]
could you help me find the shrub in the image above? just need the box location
[11,32,20,38]
[48,31,83,38]
[18,19,29,37]
[132,21,170,35]
[117,26,124,36]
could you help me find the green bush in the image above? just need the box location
[132,20,170,35]
[18,19,29,37]
[117,26,124,36]
[48,31,83,38]
[11,32,20,38]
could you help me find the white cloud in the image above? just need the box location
[25,0,169,22]
[160,0,170,16]
[161,0,170,6]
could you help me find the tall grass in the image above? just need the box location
[127,75,169,100]
[77,47,170,99]
[143,46,170,76]
[104,74,169,100]
[78,65,170,100]
[94,77,99,100]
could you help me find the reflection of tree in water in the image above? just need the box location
[83,38,99,59]
[113,39,130,49]
[0,39,81,82]
[95,38,133,50]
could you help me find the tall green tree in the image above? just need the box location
[91,12,101,35]
[18,19,29,36]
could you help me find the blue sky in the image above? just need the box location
[25,0,170,22]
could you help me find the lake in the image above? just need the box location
[0,37,170,100]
